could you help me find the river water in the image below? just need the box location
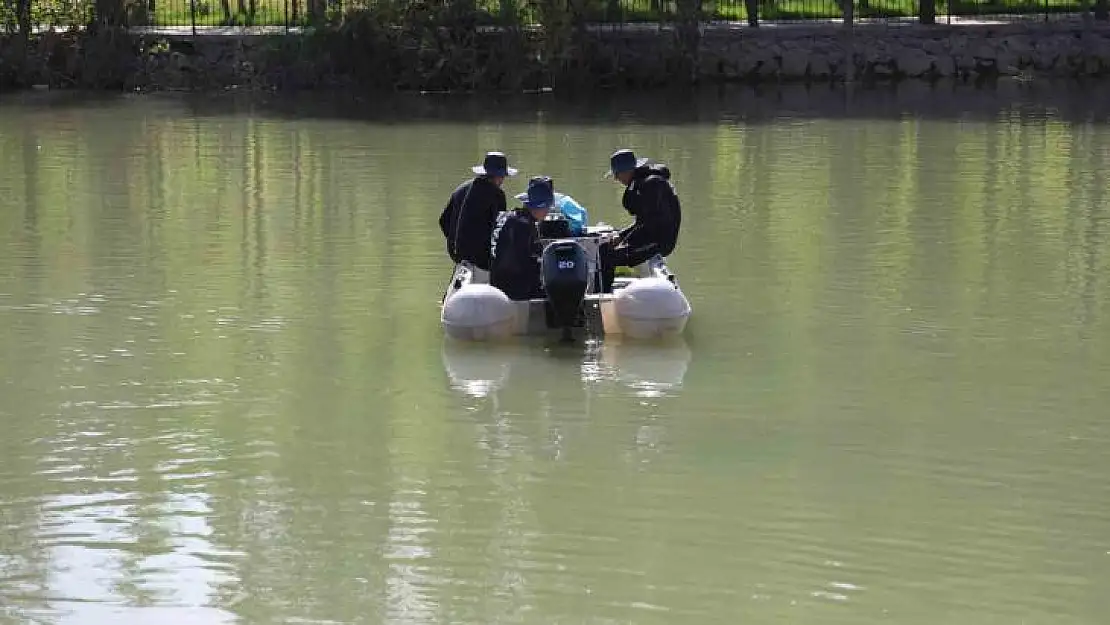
[1,83,1108,624]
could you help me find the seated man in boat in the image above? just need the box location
[488,176,553,301]
[438,151,518,271]
[597,149,682,292]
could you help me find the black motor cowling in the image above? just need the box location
[538,215,571,239]
[540,239,589,338]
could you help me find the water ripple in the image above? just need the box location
[3,91,1110,625]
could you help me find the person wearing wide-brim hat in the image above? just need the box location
[597,148,682,292]
[605,148,651,183]
[438,151,520,271]
[489,176,554,301]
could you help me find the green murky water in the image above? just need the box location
[1,85,1108,624]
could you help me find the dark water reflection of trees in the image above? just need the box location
[173,80,1110,125]
[7,80,1110,124]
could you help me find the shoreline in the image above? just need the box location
[3,18,1110,94]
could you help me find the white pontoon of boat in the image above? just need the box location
[440,223,691,342]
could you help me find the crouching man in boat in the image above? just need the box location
[597,148,682,292]
[488,176,554,301]
[439,151,519,272]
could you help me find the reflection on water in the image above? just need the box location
[589,339,691,398]
[439,336,691,477]
[441,342,519,398]
[2,86,1110,624]
[440,338,692,400]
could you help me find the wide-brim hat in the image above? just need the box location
[514,192,554,209]
[603,158,650,178]
[604,148,650,178]
[473,164,519,176]
[515,176,554,209]
[472,151,518,177]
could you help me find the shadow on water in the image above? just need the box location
[0,89,140,110]
[6,80,1110,128]
[186,80,1110,125]
[7,80,1110,125]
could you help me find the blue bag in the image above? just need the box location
[554,193,588,236]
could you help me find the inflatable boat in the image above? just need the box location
[440,222,691,342]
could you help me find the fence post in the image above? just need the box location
[191,0,197,35]
[842,0,854,28]
[285,0,289,33]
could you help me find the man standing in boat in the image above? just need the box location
[439,151,519,271]
[489,176,553,301]
[597,148,682,292]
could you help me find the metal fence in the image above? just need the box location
[1,0,1100,33]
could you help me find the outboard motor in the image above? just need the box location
[540,239,590,342]
[538,214,571,240]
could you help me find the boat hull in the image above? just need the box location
[440,227,691,342]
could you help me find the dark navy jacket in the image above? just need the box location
[489,209,544,301]
[438,176,507,271]
[618,165,682,265]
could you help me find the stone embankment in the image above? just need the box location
[690,21,1110,81]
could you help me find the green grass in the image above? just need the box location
[152,1,294,27]
[2,0,1090,30]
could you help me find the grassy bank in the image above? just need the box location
[2,0,1091,30]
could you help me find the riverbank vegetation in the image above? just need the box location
[1,0,1106,92]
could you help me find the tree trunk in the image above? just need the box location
[675,0,701,81]
[744,0,758,26]
[920,0,935,24]
[16,0,31,36]
[93,0,126,28]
